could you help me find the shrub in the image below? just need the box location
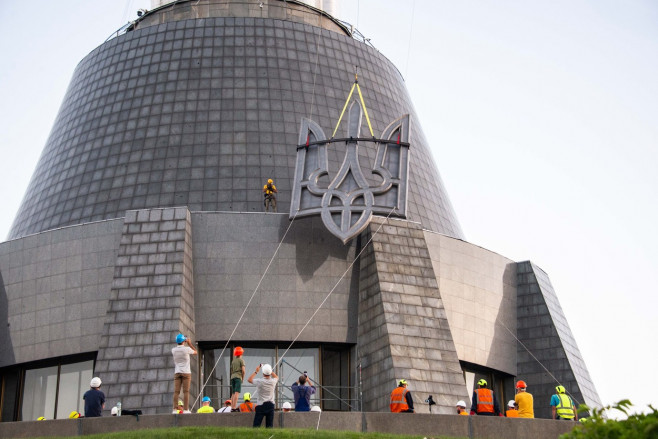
[560,400,658,439]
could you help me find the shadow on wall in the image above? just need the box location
[0,271,15,366]
[283,216,355,282]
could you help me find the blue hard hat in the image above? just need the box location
[202,396,211,403]
[176,333,186,344]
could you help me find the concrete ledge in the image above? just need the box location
[365,413,470,437]
[0,413,579,439]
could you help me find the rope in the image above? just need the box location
[191,209,301,409]
[495,318,583,407]
[403,0,417,78]
[274,207,397,370]
[331,70,375,138]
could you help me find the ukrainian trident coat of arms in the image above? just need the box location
[290,99,410,244]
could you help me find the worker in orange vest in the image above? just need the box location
[506,400,519,417]
[456,400,470,415]
[470,379,502,416]
[239,392,255,412]
[389,379,414,413]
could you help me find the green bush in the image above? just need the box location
[560,400,658,439]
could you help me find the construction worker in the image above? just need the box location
[292,373,316,412]
[248,363,279,428]
[470,379,501,416]
[230,347,246,411]
[239,393,255,412]
[83,377,105,417]
[217,399,232,413]
[551,385,578,421]
[389,379,414,413]
[514,380,534,418]
[173,400,184,414]
[506,400,519,417]
[263,179,278,212]
[282,401,292,412]
[456,400,469,415]
[196,396,215,413]
[172,333,197,413]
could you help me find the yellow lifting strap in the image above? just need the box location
[331,72,375,138]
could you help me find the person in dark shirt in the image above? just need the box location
[83,377,105,417]
[291,373,316,412]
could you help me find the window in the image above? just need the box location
[19,358,94,421]
[201,343,352,411]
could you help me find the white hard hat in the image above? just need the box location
[456,400,466,407]
[508,400,516,408]
[282,402,292,409]
[111,406,118,415]
[90,377,102,388]
[310,405,321,412]
[262,364,273,375]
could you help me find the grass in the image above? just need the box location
[32,426,465,439]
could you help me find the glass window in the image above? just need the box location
[56,361,93,419]
[239,347,276,405]
[278,347,319,408]
[21,366,58,421]
[201,348,230,405]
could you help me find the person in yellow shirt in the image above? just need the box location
[514,380,534,418]
[196,396,215,413]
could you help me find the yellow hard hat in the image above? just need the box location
[37,416,46,421]
[267,179,273,183]
[556,385,566,394]
[243,392,251,401]
[69,411,80,419]
[399,379,407,386]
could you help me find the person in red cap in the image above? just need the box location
[230,347,246,412]
[514,380,534,418]
[217,399,232,413]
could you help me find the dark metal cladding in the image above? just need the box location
[8,2,463,240]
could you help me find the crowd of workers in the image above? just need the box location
[35,333,576,424]
[390,378,579,421]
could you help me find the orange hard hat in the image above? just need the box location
[234,346,244,356]
[516,380,527,389]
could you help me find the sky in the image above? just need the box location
[1,0,656,418]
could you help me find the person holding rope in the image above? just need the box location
[248,363,278,428]
[292,372,316,412]
[263,178,278,212]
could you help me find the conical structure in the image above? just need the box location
[0,0,601,420]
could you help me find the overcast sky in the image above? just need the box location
[1,0,656,418]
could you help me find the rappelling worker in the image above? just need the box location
[389,379,414,413]
[470,379,501,416]
[239,392,255,412]
[514,380,534,418]
[551,385,577,421]
[263,179,278,212]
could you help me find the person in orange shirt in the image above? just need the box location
[456,400,469,415]
[506,400,519,417]
[514,380,534,418]
[239,392,255,412]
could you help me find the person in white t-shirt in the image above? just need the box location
[248,363,278,428]
[217,399,233,413]
[171,333,197,413]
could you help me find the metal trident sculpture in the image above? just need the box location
[290,100,410,244]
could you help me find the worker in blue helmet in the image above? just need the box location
[172,333,196,413]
